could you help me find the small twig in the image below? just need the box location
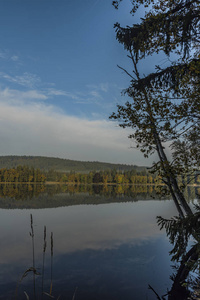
[148,284,162,300]
[117,64,135,80]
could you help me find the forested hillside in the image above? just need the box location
[0,156,146,172]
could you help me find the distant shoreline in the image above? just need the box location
[0,181,199,187]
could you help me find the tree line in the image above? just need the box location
[0,166,199,187]
[45,169,200,186]
[0,166,46,183]
[45,169,155,184]
[58,170,155,184]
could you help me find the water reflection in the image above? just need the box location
[0,183,198,209]
[0,191,176,300]
[0,201,176,263]
[0,185,199,299]
[156,203,200,300]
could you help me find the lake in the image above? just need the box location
[0,184,196,300]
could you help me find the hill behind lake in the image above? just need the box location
[0,155,146,172]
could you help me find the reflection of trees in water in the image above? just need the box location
[1,185,200,298]
[1,185,200,297]
[154,202,200,299]
[0,183,164,201]
[0,183,198,202]
[1,184,169,209]
[0,184,45,200]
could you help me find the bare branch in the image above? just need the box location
[117,65,135,80]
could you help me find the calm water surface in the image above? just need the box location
[0,185,180,300]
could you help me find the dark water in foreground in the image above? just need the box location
[0,184,192,300]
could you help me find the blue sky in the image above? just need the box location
[0,0,159,165]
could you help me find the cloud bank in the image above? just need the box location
[0,87,148,165]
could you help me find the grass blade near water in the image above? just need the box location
[30,214,36,300]
[42,225,47,299]
[50,232,53,296]
[15,215,56,300]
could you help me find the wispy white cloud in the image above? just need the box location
[10,55,19,61]
[100,83,109,92]
[86,83,110,93]
[0,85,104,108]
[89,90,102,98]
[47,88,69,96]
[0,51,7,59]
[0,88,47,103]
[0,72,41,88]
[0,70,114,107]
[46,88,82,100]
[47,87,106,104]
[0,49,20,62]
[87,82,109,93]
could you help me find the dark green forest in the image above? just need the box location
[0,155,146,172]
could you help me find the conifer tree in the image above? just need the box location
[110,0,200,217]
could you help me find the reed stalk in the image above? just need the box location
[41,225,47,299]
[72,287,78,300]
[16,216,55,300]
[30,214,36,300]
[50,232,53,296]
